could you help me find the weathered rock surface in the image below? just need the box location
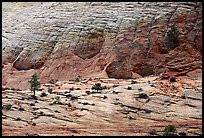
[2,76,202,136]
[2,2,202,90]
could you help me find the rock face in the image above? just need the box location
[106,61,132,79]
[2,2,202,89]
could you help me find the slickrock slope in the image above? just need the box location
[2,2,202,136]
[2,76,202,136]
[2,2,202,90]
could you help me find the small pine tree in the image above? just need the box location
[163,125,177,136]
[165,25,179,50]
[92,83,103,92]
[28,72,41,97]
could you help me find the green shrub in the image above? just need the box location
[49,79,58,84]
[139,93,149,99]
[74,75,82,82]
[131,80,137,84]
[53,96,63,104]
[138,88,143,92]
[40,92,47,97]
[165,25,179,51]
[18,106,25,111]
[28,72,41,97]
[70,87,74,91]
[15,117,22,121]
[48,87,52,93]
[2,103,12,110]
[92,83,103,92]
[181,94,186,99]
[163,125,177,136]
[68,103,72,107]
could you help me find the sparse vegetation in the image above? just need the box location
[70,87,74,91]
[150,83,156,87]
[181,94,186,99]
[40,92,47,97]
[30,103,35,106]
[2,103,12,110]
[163,125,177,136]
[70,96,78,100]
[139,93,149,99]
[53,96,63,104]
[92,83,103,92]
[149,129,157,135]
[127,86,132,90]
[138,88,143,92]
[85,90,91,95]
[32,122,36,126]
[170,77,177,82]
[48,87,53,94]
[28,72,41,97]
[18,106,25,111]
[74,75,82,82]
[15,117,22,121]
[113,84,119,87]
[17,88,22,91]
[68,102,72,107]
[165,25,179,51]
[131,80,137,84]
[49,79,58,84]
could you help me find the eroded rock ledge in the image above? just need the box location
[2,2,202,89]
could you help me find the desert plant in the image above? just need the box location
[70,87,74,91]
[53,96,63,104]
[15,117,22,121]
[139,93,149,99]
[102,85,107,89]
[127,86,132,90]
[113,84,119,87]
[2,103,12,110]
[18,106,25,111]
[165,25,179,51]
[40,92,47,97]
[131,80,137,84]
[74,75,82,82]
[181,94,186,99]
[170,77,177,82]
[48,87,53,94]
[28,72,41,97]
[92,83,103,92]
[85,90,91,95]
[163,125,177,136]
[49,79,58,84]
[138,88,143,92]
[68,102,72,107]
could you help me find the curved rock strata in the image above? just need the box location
[2,2,202,89]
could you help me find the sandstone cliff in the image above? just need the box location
[2,2,202,90]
